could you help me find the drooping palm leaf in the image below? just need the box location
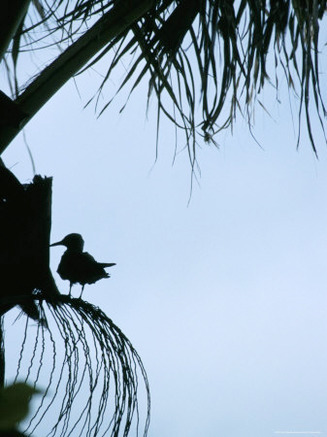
[0,0,326,160]
[4,296,150,437]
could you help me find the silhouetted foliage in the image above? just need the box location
[0,381,41,436]
[5,296,150,437]
[0,0,326,161]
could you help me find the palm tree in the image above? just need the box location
[0,1,326,435]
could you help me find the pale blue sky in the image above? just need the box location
[2,42,327,436]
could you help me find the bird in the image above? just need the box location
[50,233,116,298]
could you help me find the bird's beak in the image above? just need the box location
[50,240,63,247]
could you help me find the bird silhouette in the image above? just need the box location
[50,233,116,298]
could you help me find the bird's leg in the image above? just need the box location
[79,285,85,299]
[69,283,72,297]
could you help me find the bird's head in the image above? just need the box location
[50,233,84,252]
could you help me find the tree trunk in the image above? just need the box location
[0,165,59,321]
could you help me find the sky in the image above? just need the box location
[2,30,327,437]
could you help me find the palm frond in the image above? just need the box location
[1,0,326,161]
[79,0,327,161]
[4,295,150,437]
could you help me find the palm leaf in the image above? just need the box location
[1,0,326,158]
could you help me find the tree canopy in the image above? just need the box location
[0,0,326,162]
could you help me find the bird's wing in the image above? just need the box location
[79,252,110,284]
